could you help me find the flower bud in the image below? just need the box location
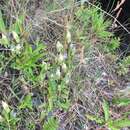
[50,74,54,78]
[64,72,71,84]
[42,61,48,70]
[58,54,64,63]
[12,31,20,43]
[56,68,61,78]
[56,41,63,52]
[62,63,67,72]
[0,33,9,45]
[11,44,22,54]
[66,30,71,43]
[15,44,22,51]
[2,101,10,113]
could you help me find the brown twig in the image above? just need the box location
[112,7,122,28]
[114,0,126,11]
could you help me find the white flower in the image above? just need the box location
[83,124,89,130]
[66,30,71,43]
[56,68,61,78]
[11,111,17,117]
[58,85,62,92]
[11,44,22,54]
[65,72,71,84]
[62,63,67,72]
[63,52,68,60]
[56,41,63,52]
[2,101,10,113]
[65,77,69,84]
[70,43,76,54]
[50,74,54,78]
[0,34,9,45]
[2,34,6,39]
[58,54,64,63]
[12,31,20,43]
[10,45,15,52]
[42,61,48,70]
[15,44,22,51]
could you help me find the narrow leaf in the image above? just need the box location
[113,118,130,128]
[0,10,6,32]
[102,100,109,121]
[10,14,25,34]
[43,117,59,130]
[0,33,9,46]
[86,114,105,124]
[112,97,130,106]
[19,94,32,110]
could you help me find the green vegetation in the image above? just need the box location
[87,100,130,130]
[0,0,130,130]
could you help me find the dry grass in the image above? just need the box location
[0,0,130,130]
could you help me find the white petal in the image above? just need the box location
[2,101,10,113]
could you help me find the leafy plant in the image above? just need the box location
[90,7,112,39]
[75,6,112,41]
[19,94,32,110]
[9,14,25,34]
[48,79,57,111]
[2,2,128,130]
[113,93,130,106]
[118,56,130,75]
[0,10,6,32]
[86,100,130,130]
[47,41,72,112]
[102,100,109,122]
[73,5,120,59]
[0,101,19,130]
[11,41,47,84]
[0,10,26,47]
[43,117,59,130]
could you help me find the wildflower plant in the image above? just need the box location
[1,1,130,130]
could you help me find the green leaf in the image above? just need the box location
[102,100,110,122]
[43,117,59,130]
[108,120,120,130]
[11,31,20,43]
[108,125,119,130]
[2,101,10,114]
[112,97,130,106]
[10,14,25,34]
[0,10,6,32]
[0,33,9,46]
[107,37,120,52]
[86,114,105,124]
[121,56,130,68]
[113,118,130,128]
[58,100,70,110]
[19,94,32,110]
[48,79,57,111]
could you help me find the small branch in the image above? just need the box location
[114,0,126,11]
[112,7,122,28]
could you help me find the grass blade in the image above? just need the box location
[0,10,6,32]
[113,118,130,128]
[102,100,110,122]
